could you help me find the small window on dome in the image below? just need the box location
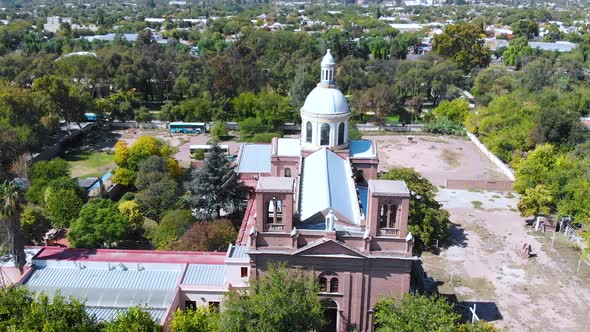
[338,122,345,145]
[306,122,312,143]
[320,123,330,145]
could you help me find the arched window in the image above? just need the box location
[388,205,397,228]
[306,122,312,143]
[284,168,291,177]
[330,278,339,293]
[380,204,388,228]
[320,123,330,145]
[319,277,327,292]
[338,122,345,145]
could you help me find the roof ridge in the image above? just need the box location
[323,148,332,207]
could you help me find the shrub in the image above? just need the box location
[423,118,465,136]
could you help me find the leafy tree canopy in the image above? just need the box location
[219,262,324,332]
[432,23,490,72]
[68,198,131,249]
[379,168,451,247]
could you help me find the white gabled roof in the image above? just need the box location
[300,148,361,224]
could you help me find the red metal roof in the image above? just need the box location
[33,247,226,264]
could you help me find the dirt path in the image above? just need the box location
[423,190,590,331]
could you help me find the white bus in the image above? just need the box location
[189,144,230,156]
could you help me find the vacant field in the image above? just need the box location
[371,134,509,186]
[425,189,590,331]
[64,151,115,178]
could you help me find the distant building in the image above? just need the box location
[43,16,97,33]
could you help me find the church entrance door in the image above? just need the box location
[320,299,338,332]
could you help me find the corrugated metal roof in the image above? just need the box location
[24,264,181,310]
[229,245,248,258]
[236,144,272,173]
[86,306,167,322]
[349,140,376,158]
[182,264,226,285]
[25,265,181,290]
[300,148,361,225]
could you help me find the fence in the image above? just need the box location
[446,179,514,191]
[465,131,515,181]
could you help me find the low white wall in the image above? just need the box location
[466,131,515,181]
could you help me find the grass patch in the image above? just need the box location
[504,192,515,199]
[471,201,483,209]
[384,114,400,124]
[492,194,501,199]
[64,150,115,178]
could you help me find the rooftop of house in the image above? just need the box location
[368,180,410,197]
[256,177,295,193]
[32,247,227,264]
[236,144,272,173]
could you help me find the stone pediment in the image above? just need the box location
[293,238,366,258]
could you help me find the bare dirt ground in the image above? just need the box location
[426,190,590,331]
[373,133,590,331]
[371,135,509,186]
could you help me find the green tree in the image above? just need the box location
[219,262,324,332]
[134,106,153,123]
[379,168,451,246]
[103,306,160,332]
[0,181,26,269]
[68,198,131,249]
[170,306,219,332]
[502,37,533,70]
[20,204,50,245]
[517,185,553,218]
[0,286,100,332]
[135,177,182,221]
[512,19,539,40]
[32,75,91,131]
[186,144,247,219]
[26,158,71,204]
[44,177,85,228]
[432,98,469,125]
[350,84,398,124]
[151,209,194,249]
[432,23,490,72]
[118,200,143,226]
[210,121,229,141]
[374,294,460,332]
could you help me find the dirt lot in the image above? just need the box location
[425,190,590,331]
[372,135,509,186]
[373,133,590,331]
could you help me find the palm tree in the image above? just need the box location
[0,181,26,270]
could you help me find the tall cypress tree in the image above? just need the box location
[186,144,247,220]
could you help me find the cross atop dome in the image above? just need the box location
[320,49,336,86]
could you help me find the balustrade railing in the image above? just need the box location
[378,228,400,237]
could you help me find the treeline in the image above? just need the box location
[464,42,590,248]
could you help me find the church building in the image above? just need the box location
[235,50,419,332]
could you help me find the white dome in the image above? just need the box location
[302,86,349,115]
[321,49,335,65]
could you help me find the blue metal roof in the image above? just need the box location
[86,306,167,323]
[236,144,272,173]
[182,264,226,285]
[349,140,376,158]
[229,245,248,258]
